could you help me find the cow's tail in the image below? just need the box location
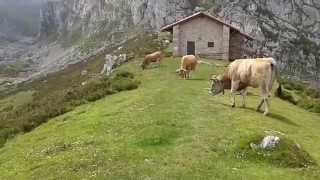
[198,60,212,66]
[269,60,282,94]
[195,54,212,66]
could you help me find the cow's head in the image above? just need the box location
[209,75,224,96]
[176,69,186,78]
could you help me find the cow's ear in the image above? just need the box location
[210,78,218,83]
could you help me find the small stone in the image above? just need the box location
[251,136,280,150]
[81,70,88,76]
[260,136,280,149]
[81,81,87,86]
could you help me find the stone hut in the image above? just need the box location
[161,12,253,60]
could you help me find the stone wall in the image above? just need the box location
[229,32,245,60]
[177,16,225,59]
[222,25,230,60]
[173,25,181,57]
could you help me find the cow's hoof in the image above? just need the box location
[231,104,236,108]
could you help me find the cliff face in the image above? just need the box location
[210,0,320,82]
[40,0,195,41]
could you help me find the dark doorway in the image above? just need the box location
[187,41,195,55]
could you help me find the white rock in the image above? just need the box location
[81,70,88,76]
[250,136,280,150]
[260,136,280,149]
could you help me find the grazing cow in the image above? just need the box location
[177,55,211,79]
[209,58,277,116]
[141,51,164,70]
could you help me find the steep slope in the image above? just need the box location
[0,58,319,179]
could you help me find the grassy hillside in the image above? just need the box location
[0,58,319,179]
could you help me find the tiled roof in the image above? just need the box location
[161,12,253,40]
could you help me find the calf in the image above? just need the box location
[177,55,211,79]
[209,58,277,116]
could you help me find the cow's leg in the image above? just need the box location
[257,99,264,112]
[257,84,270,115]
[156,59,161,67]
[263,97,270,116]
[230,80,240,108]
[241,88,248,108]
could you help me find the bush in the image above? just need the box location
[277,79,320,114]
[115,71,135,79]
[0,105,14,113]
[298,97,315,110]
[305,88,320,99]
[275,86,298,105]
[312,102,320,113]
[112,78,140,92]
[279,79,305,92]
[0,128,17,147]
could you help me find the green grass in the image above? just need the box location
[0,71,139,147]
[0,58,320,179]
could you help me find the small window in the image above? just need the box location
[208,42,214,47]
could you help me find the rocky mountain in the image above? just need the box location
[1,0,319,86]
[39,0,195,43]
[210,0,320,83]
[38,0,319,83]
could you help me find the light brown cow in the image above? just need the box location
[177,55,211,79]
[141,51,164,70]
[209,58,277,116]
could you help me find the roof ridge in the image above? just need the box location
[161,12,253,40]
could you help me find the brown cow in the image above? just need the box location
[141,51,164,70]
[209,58,277,116]
[177,55,211,79]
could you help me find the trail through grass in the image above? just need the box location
[0,58,319,179]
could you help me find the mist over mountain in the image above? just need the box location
[0,0,42,37]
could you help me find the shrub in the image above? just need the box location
[0,105,14,113]
[305,88,320,99]
[277,79,320,114]
[312,102,320,113]
[112,78,140,92]
[275,87,298,105]
[115,71,135,79]
[279,79,305,92]
[298,97,315,110]
[0,128,17,147]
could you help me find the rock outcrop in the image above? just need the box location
[208,0,320,82]
[39,0,196,42]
